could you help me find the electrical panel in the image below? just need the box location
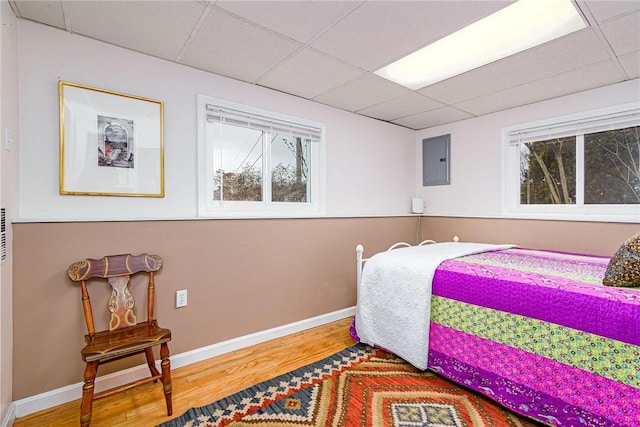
[422,134,451,186]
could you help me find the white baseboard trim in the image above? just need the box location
[12,307,355,419]
[1,402,15,427]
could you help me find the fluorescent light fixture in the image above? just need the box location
[375,0,586,89]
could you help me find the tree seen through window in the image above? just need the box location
[520,126,639,205]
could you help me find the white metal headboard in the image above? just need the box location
[355,236,460,291]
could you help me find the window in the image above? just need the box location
[502,103,640,222]
[198,95,324,217]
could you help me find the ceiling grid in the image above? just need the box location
[10,0,640,130]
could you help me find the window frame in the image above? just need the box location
[501,102,640,223]
[197,95,325,218]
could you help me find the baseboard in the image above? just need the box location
[1,402,15,427]
[12,307,355,419]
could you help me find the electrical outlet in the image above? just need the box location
[176,289,188,308]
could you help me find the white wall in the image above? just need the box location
[18,20,416,221]
[414,79,640,218]
[1,1,19,424]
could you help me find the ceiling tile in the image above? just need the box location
[257,48,364,99]
[419,29,611,105]
[312,74,411,112]
[599,11,640,56]
[583,0,640,23]
[214,1,362,43]
[455,60,624,116]
[13,0,65,29]
[357,93,444,121]
[180,8,301,84]
[67,1,207,61]
[618,51,640,79]
[310,0,513,71]
[11,0,639,131]
[391,107,473,130]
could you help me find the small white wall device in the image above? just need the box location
[411,198,424,214]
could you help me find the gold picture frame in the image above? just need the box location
[59,81,164,197]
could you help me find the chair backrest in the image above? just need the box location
[67,254,163,335]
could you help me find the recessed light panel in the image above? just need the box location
[375,0,587,89]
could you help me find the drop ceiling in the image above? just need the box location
[9,0,640,130]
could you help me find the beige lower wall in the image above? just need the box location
[421,216,638,256]
[12,215,637,401]
[12,216,418,400]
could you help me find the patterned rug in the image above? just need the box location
[158,344,539,427]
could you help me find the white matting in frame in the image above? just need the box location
[59,81,164,197]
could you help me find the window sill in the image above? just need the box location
[501,211,640,223]
[196,209,326,220]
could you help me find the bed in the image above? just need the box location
[351,238,640,427]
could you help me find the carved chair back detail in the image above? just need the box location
[68,253,162,333]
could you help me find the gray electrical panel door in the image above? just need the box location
[422,134,450,186]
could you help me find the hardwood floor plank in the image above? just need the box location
[13,317,355,427]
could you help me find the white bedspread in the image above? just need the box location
[354,242,514,370]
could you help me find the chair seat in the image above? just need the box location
[82,320,171,363]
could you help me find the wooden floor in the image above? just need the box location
[13,317,356,427]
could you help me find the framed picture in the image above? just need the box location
[59,81,164,197]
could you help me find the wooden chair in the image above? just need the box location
[67,253,172,427]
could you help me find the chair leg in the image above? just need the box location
[81,361,98,427]
[144,347,161,380]
[160,343,173,416]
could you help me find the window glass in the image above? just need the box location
[584,127,640,205]
[212,123,263,202]
[271,134,310,203]
[520,137,576,205]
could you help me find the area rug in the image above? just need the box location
[158,343,538,427]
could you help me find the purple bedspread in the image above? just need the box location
[433,248,639,346]
[353,247,640,427]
